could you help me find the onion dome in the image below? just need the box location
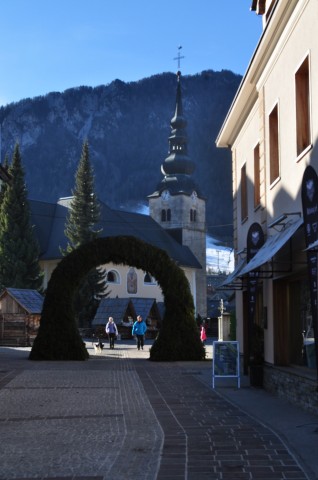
[161,71,195,177]
[155,71,198,196]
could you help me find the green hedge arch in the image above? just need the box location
[29,236,205,361]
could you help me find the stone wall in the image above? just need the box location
[264,364,318,416]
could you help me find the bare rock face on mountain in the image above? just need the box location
[0,70,241,242]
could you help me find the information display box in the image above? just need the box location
[212,341,240,388]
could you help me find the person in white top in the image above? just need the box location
[105,317,118,349]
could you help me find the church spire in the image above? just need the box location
[158,70,198,194]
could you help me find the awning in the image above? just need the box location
[239,217,304,276]
[219,258,247,287]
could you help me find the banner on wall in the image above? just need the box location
[301,165,318,380]
[246,222,265,362]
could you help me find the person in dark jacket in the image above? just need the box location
[105,317,118,349]
[132,315,147,350]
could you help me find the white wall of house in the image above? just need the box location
[217,0,318,367]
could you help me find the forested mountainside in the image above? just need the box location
[0,70,241,241]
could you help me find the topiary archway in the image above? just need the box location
[29,236,205,361]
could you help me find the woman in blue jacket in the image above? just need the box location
[132,315,147,350]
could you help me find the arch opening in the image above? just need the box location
[29,236,205,361]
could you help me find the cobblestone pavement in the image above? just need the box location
[0,340,317,480]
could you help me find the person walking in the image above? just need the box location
[200,324,207,344]
[132,315,147,350]
[105,317,118,349]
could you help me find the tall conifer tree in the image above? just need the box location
[64,140,107,326]
[0,144,43,291]
[0,155,10,204]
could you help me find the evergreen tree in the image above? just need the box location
[64,140,107,326]
[0,155,10,205]
[0,144,43,291]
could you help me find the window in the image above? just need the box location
[161,209,171,222]
[107,270,120,284]
[144,272,156,284]
[295,57,311,156]
[190,209,197,222]
[254,143,260,208]
[269,104,279,184]
[241,163,248,221]
[144,272,152,283]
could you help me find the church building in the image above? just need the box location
[28,71,207,324]
[148,70,207,316]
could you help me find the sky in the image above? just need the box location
[0,0,262,106]
[0,0,262,272]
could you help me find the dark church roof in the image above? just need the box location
[29,198,201,269]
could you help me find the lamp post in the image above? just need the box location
[218,299,225,341]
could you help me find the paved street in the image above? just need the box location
[0,339,317,479]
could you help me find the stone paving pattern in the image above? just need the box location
[0,340,316,479]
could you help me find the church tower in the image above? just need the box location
[148,70,207,317]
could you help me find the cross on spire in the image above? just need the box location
[173,46,185,71]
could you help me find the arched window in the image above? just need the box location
[161,209,166,222]
[144,272,152,283]
[107,270,120,284]
[144,272,156,284]
[167,209,171,221]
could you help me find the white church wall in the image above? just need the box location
[40,259,197,309]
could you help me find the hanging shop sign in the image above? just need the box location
[246,223,265,363]
[246,222,265,320]
[301,165,318,377]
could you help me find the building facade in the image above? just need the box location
[217,0,318,413]
[33,197,202,316]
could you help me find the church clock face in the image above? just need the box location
[161,190,170,201]
[191,191,197,201]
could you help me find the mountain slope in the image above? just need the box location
[0,70,241,241]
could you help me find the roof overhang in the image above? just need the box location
[216,0,299,149]
[250,0,266,14]
[218,258,247,290]
[239,217,303,276]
